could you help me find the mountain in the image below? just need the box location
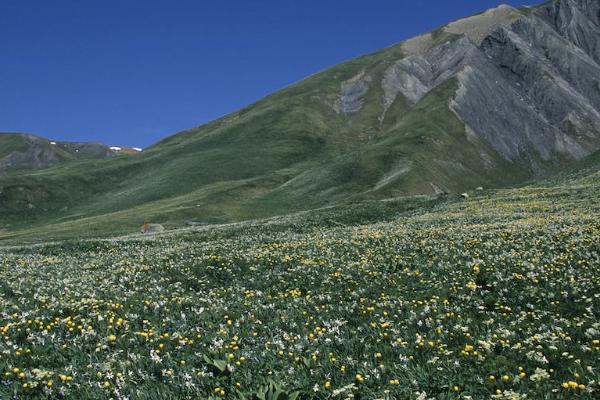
[1,0,599,241]
[0,133,141,171]
[0,122,597,400]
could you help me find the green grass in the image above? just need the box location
[0,155,598,399]
[0,134,29,158]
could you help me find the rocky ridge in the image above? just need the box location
[336,0,600,166]
[0,133,141,171]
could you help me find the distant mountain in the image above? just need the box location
[0,133,141,171]
[0,0,599,239]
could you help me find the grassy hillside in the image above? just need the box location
[0,132,121,172]
[0,134,30,157]
[1,0,597,241]
[0,74,532,242]
[0,22,516,239]
[0,133,77,167]
[0,151,598,399]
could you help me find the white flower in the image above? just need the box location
[149,349,162,363]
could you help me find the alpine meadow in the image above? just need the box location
[0,0,599,399]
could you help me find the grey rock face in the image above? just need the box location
[334,71,371,114]
[0,147,58,170]
[382,37,479,109]
[535,0,600,63]
[477,1,600,160]
[379,0,600,165]
[0,135,62,170]
[479,18,600,158]
[453,59,562,161]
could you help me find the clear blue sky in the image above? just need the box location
[1,0,539,147]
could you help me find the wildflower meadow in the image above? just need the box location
[0,175,598,399]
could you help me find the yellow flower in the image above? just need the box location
[355,374,364,383]
[568,381,578,389]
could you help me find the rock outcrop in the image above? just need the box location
[334,71,371,114]
[381,1,600,164]
[140,223,165,234]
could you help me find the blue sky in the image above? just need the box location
[1,0,539,147]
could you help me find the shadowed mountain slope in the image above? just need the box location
[0,133,140,171]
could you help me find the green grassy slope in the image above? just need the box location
[0,72,530,240]
[0,133,79,166]
[0,3,589,240]
[0,133,120,171]
[0,134,30,157]
[0,148,598,399]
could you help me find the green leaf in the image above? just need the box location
[212,359,228,372]
[302,357,311,368]
[288,391,300,400]
[272,388,284,400]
